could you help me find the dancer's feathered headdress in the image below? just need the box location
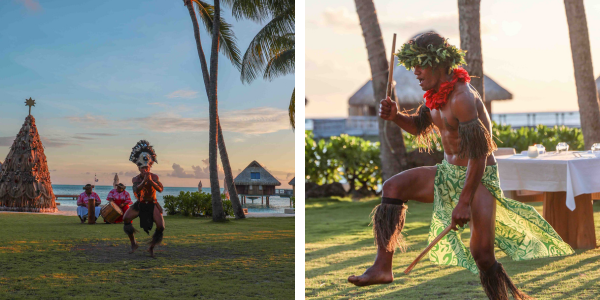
[129,140,157,166]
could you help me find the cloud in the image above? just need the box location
[16,0,41,12]
[66,114,110,127]
[135,107,291,134]
[166,90,199,99]
[66,107,291,134]
[77,133,118,137]
[40,137,77,148]
[0,137,15,147]
[72,135,94,140]
[168,160,224,179]
[316,8,483,38]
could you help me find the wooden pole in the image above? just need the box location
[87,198,96,224]
[404,224,453,274]
[386,33,397,98]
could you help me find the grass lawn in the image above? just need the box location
[0,214,294,299]
[306,197,600,300]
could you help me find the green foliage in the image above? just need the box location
[290,196,295,208]
[396,39,467,72]
[402,122,584,153]
[163,191,234,217]
[305,131,381,194]
[491,122,584,152]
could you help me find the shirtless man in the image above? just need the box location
[123,140,165,258]
[347,32,572,300]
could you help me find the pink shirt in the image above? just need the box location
[107,189,132,206]
[77,192,101,206]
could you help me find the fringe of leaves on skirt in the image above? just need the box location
[371,203,408,252]
[479,262,532,300]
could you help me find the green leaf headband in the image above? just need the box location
[395,39,467,73]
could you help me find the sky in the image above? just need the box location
[0,0,295,188]
[306,0,600,118]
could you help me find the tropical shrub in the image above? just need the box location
[305,123,584,194]
[163,191,234,217]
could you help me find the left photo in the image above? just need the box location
[0,0,295,298]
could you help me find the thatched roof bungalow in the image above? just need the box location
[349,32,513,116]
[234,161,281,196]
[289,177,295,195]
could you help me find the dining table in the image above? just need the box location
[495,151,600,249]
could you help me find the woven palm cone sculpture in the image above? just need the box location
[0,115,57,212]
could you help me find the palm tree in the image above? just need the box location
[353,0,407,181]
[232,0,295,129]
[564,0,600,150]
[183,0,246,220]
[458,0,487,113]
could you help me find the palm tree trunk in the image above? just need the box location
[354,0,407,182]
[184,0,244,219]
[218,127,245,219]
[208,0,226,221]
[564,0,600,150]
[458,0,487,114]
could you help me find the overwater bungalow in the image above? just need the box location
[234,161,281,206]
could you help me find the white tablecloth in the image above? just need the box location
[496,151,600,211]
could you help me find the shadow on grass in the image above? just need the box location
[306,197,600,299]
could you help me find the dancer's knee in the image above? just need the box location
[382,178,406,199]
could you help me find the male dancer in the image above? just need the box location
[123,140,165,258]
[347,32,573,299]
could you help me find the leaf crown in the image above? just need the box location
[395,39,467,73]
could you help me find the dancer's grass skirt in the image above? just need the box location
[429,160,574,274]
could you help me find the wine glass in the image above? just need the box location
[556,142,569,153]
[535,144,546,155]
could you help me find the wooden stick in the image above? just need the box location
[386,33,397,98]
[404,224,453,274]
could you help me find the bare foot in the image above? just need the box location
[148,246,155,258]
[348,265,394,286]
[128,243,139,254]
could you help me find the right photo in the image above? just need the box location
[305,0,600,299]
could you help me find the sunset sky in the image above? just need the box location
[306,0,600,118]
[0,0,295,188]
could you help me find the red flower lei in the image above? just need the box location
[424,67,471,110]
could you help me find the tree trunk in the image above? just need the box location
[564,0,600,150]
[354,0,407,182]
[458,0,487,114]
[208,0,226,221]
[218,126,245,219]
[183,0,244,219]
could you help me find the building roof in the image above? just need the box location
[349,33,513,107]
[288,177,295,186]
[234,160,281,186]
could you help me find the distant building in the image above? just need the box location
[234,160,281,206]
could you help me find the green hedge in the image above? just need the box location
[163,191,234,217]
[306,123,584,189]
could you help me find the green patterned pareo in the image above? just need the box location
[428,160,574,274]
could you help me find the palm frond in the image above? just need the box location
[193,0,242,70]
[289,88,295,130]
[229,0,293,21]
[240,7,294,83]
[263,48,294,81]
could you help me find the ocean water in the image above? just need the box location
[52,185,293,213]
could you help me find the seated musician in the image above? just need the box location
[106,183,132,223]
[76,184,101,223]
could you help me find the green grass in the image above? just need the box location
[306,197,600,299]
[0,214,294,299]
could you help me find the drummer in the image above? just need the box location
[77,184,102,224]
[106,183,132,224]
